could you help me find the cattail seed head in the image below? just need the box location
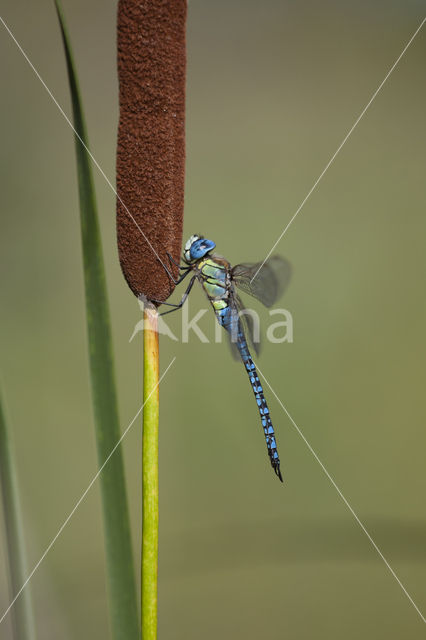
[117,0,187,302]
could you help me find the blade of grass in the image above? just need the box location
[54,3,139,639]
[141,305,160,640]
[0,387,37,640]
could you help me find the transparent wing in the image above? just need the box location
[231,256,291,308]
[227,293,261,361]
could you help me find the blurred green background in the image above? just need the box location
[1,0,425,638]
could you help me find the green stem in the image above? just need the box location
[141,304,160,640]
[0,387,36,640]
[55,3,139,639]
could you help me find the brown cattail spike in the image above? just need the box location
[117,0,186,302]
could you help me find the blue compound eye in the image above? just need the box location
[190,238,216,259]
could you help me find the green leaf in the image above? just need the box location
[55,3,139,639]
[0,386,37,640]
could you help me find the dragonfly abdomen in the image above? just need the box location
[195,253,284,481]
[225,318,283,482]
[242,350,283,481]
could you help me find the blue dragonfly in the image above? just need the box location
[160,235,291,481]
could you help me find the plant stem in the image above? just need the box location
[0,388,36,640]
[141,304,160,640]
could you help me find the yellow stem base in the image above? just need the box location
[142,304,159,640]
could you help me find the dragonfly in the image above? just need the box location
[159,235,291,481]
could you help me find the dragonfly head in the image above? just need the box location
[183,235,216,263]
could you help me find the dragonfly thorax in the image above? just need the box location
[183,235,216,263]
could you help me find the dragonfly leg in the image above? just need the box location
[158,275,196,317]
[158,258,179,284]
[175,268,192,283]
[151,301,183,308]
[167,252,187,270]
[160,254,187,284]
[151,269,192,307]
[160,267,192,290]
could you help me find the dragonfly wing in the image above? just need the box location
[231,256,291,307]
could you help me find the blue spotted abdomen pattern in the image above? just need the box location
[198,257,283,481]
[217,306,283,482]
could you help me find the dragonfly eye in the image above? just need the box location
[188,237,216,260]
